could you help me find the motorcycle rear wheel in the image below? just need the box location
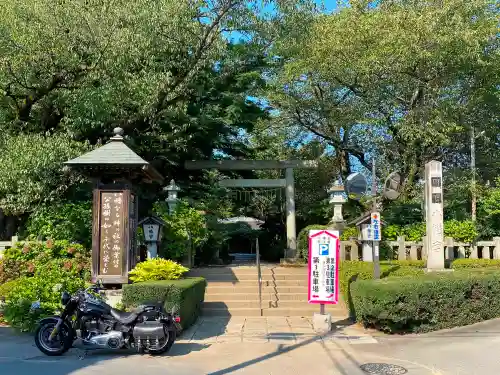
[147,329,176,355]
[34,321,73,356]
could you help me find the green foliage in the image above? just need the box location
[154,200,208,261]
[402,222,426,241]
[122,277,206,330]
[0,134,90,215]
[382,225,401,241]
[379,220,478,243]
[0,240,90,283]
[444,220,478,243]
[128,258,189,283]
[297,225,329,259]
[451,259,500,269]
[339,260,425,300]
[3,270,85,332]
[351,270,500,334]
[0,279,19,299]
[340,226,358,241]
[24,201,92,248]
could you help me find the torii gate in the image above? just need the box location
[185,160,318,259]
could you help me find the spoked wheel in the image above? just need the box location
[34,322,72,356]
[147,327,176,355]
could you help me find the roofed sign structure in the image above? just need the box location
[65,127,164,285]
[64,127,163,183]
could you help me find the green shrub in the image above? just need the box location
[444,219,478,243]
[298,225,329,259]
[0,240,90,282]
[340,226,358,241]
[382,224,401,241]
[129,258,189,283]
[452,258,500,269]
[154,200,208,260]
[122,277,206,330]
[339,260,425,317]
[24,201,92,248]
[351,270,500,334]
[0,280,19,300]
[3,270,86,332]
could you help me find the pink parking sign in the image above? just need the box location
[307,230,340,304]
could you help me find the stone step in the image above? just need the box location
[203,300,346,310]
[201,306,346,317]
[262,307,346,317]
[204,293,277,302]
[189,267,308,276]
[202,307,262,317]
[205,286,307,294]
[206,280,308,287]
[196,274,307,282]
[204,292,309,302]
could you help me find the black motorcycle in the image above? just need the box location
[32,282,181,356]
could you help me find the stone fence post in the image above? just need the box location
[494,237,500,259]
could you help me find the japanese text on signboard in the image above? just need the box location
[308,230,339,304]
[99,192,124,275]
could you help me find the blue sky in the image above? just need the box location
[216,0,371,176]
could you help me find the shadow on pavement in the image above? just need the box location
[0,325,209,375]
[206,318,362,375]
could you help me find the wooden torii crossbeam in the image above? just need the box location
[185,160,318,259]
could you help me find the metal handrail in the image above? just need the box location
[256,238,262,316]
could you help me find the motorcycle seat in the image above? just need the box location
[110,308,141,325]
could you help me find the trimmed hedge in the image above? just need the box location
[452,259,500,269]
[351,270,500,333]
[122,277,206,330]
[339,260,425,316]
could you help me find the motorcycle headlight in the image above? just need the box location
[61,291,71,306]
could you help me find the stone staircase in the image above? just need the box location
[188,265,348,317]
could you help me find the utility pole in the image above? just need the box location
[372,158,380,279]
[471,126,477,222]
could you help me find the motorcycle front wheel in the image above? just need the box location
[34,321,73,356]
[147,327,176,355]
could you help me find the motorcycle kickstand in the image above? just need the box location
[77,349,89,360]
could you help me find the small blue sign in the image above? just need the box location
[319,244,329,256]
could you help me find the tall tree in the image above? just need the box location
[268,0,499,197]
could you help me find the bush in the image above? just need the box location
[340,226,358,241]
[128,258,189,283]
[122,277,206,330]
[351,270,500,333]
[0,279,19,300]
[0,240,90,282]
[24,201,92,248]
[444,219,478,243]
[452,259,500,269]
[154,200,208,260]
[3,270,86,332]
[298,225,329,259]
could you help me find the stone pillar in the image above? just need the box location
[425,160,445,270]
[285,168,297,258]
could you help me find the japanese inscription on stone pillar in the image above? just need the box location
[99,192,125,275]
[425,161,444,269]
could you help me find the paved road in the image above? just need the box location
[0,317,444,375]
[357,318,500,375]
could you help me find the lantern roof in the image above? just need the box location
[138,216,166,227]
[64,127,163,183]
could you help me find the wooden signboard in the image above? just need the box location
[92,186,138,284]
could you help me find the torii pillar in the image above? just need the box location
[185,160,318,259]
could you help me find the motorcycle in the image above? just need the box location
[32,281,181,356]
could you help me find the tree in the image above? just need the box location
[268,0,499,198]
[0,0,297,236]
